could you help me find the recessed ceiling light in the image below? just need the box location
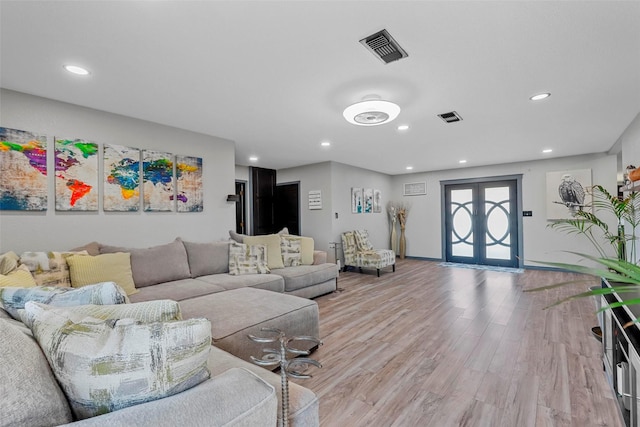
[63,65,90,75]
[321,141,331,147]
[530,92,550,101]
[542,149,553,153]
[343,95,401,126]
[249,156,258,162]
[459,160,467,164]
[397,125,409,131]
[406,166,413,170]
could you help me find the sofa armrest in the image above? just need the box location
[60,368,277,427]
[312,250,327,265]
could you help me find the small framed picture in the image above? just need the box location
[403,182,427,196]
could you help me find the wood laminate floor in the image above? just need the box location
[295,258,624,427]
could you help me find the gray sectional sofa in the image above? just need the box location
[2,236,338,426]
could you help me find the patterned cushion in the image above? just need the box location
[353,230,374,251]
[20,300,183,328]
[23,301,211,420]
[228,242,270,275]
[280,236,302,267]
[354,249,396,269]
[99,239,191,288]
[0,264,37,288]
[244,234,285,269]
[66,253,138,296]
[0,251,20,275]
[0,282,129,319]
[19,250,88,287]
[1,318,73,426]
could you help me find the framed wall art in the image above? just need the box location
[104,144,141,211]
[0,127,48,210]
[176,155,203,212]
[546,169,592,220]
[142,150,175,212]
[55,137,99,211]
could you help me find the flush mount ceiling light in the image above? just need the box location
[249,156,258,162]
[542,148,553,153]
[343,95,401,126]
[530,92,550,101]
[63,64,90,75]
[397,125,409,131]
[321,141,331,147]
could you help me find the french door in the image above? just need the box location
[444,179,519,268]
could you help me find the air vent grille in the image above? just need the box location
[438,111,463,123]
[360,29,408,64]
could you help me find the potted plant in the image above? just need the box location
[531,185,640,314]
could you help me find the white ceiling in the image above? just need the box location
[2,1,639,175]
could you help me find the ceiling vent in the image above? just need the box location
[438,111,463,123]
[359,29,408,64]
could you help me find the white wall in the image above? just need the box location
[0,89,236,253]
[619,112,640,263]
[329,162,392,255]
[391,153,618,266]
[277,162,334,258]
[277,161,393,263]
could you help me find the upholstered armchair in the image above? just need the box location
[341,230,396,277]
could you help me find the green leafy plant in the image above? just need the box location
[529,185,640,313]
[547,185,640,262]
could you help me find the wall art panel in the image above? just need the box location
[55,138,99,211]
[0,127,48,210]
[142,150,174,212]
[546,168,592,220]
[175,155,203,212]
[104,144,141,211]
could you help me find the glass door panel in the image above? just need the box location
[451,188,474,258]
[484,186,511,260]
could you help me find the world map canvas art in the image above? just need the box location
[104,144,140,211]
[176,155,203,212]
[55,138,99,211]
[142,150,175,212]
[0,127,48,211]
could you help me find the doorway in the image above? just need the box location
[443,177,522,268]
[235,180,247,234]
[275,182,300,235]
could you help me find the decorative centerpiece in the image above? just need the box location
[388,201,411,259]
[249,328,322,427]
[387,203,398,254]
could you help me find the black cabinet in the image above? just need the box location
[602,279,640,426]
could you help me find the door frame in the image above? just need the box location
[440,174,524,268]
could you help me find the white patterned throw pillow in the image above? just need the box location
[0,282,129,319]
[23,301,211,420]
[228,241,270,275]
[280,236,302,267]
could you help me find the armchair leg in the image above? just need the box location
[359,267,363,274]
[393,264,396,272]
[377,269,380,277]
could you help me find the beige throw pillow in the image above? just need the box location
[0,264,37,288]
[66,253,138,296]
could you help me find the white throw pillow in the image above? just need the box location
[23,301,211,420]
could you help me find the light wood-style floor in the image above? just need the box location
[295,258,624,427]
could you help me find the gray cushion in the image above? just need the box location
[207,346,319,427]
[271,263,339,292]
[129,278,226,303]
[59,368,277,427]
[0,318,73,426]
[182,240,230,276]
[100,238,191,288]
[195,273,285,293]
